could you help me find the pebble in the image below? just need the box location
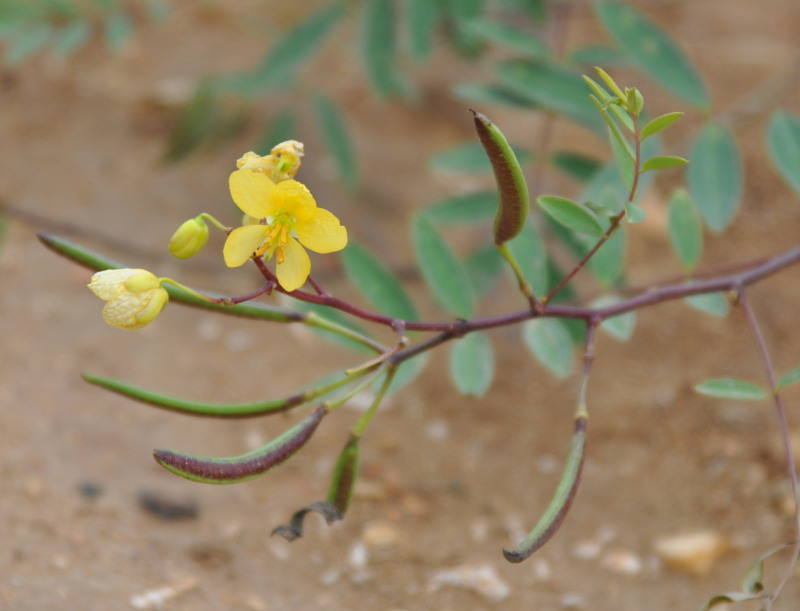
[600,549,644,576]
[428,563,510,602]
[362,521,401,549]
[652,530,729,577]
[129,576,198,609]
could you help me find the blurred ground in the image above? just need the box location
[1,1,800,609]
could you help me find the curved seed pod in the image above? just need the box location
[503,417,587,563]
[272,501,343,542]
[471,111,530,246]
[327,434,360,514]
[153,405,326,484]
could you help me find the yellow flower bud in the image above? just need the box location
[168,215,209,259]
[88,269,169,330]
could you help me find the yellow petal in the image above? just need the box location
[296,208,348,253]
[275,237,311,292]
[272,180,317,217]
[229,169,276,219]
[223,224,269,267]
[88,269,141,300]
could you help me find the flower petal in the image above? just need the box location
[229,169,276,219]
[296,208,348,253]
[223,224,269,267]
[273,180,317,217]
[88,269,139,300]
[276,237,311,292]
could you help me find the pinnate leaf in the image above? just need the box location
[695,378,767,401]
[449,332,495,396]
[537,195,604,237]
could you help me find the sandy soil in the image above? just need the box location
[2,1,800,609]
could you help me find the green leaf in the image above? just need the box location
[684,292,730,317]
[313,92,357,189]
[240,5,343,95]
[699,592,767,611]
[463,18,548,57]
[449,332,495,396]
[766,110,800,195]
[424,191,498,224]
[688,122,743,233]
[429,141,532,173]
[587,224,625,286]
[339,243,418,320]
[695,378,767,401]
[407,0,442,62]
[508,222,549,296]
[593,296,636,342]
[595,1,709,109]
[444,0,486,56]
[453,82,535,109]
[641,155,688,172]
[667,188,703,272]
[568,44,631,67]
[624,201,646,223]
[777,365,800,390]
[104,11,133,51]
[464,242,505,296]
[537,195,604,237]
[523,318,573,378]
[52,19,91,57]
[411,214,475,318]
[256,108,296,153]
[550,152,602,182]
[606,123,634,191]
[641,112,683,140]
[496,60,603,131]
[4,23,51,66]
[363,0,405,97]
[385,353,429,394]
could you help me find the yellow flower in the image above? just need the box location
[88,269,169,330]
[223,169,347,292]
[236,140,304,183]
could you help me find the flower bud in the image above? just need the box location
[168,216,209,259]
[88,268,169,330]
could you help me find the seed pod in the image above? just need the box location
[153,405,326,484]
[327,435,360,514]
[472,110,530,246]
[503,416,587,563]
[272,501,343,542]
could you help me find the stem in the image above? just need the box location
[738,290,800,605]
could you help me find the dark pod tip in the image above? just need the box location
[272,501,343,542]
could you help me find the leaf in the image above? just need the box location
[449,332,495,396]
[684,292,730,317]
[104,11,133,51]
[429,141,532,173]
[496,60,603,131]
[339,243,418,320]
[695,378,768,401]
[243,5,343,94]
[508,222,549,296]
[523,318,573,378]
[537,195,604,237]
[607,123,634,191]
[688,122,743,233]
[407,0,442,62]
[641,112,683,140]
[641,155,688,172]
[766,109,800,195]
[550,152,602,182]
[4,23,51,66]
[777,365,800,390]
[587,224,625,286]
[595,298,636,342]
[595,1,709,109]
[453,82,535,108]
[424,191,497,224]
[472,111,530,245]
[667,188,703,272]
[443,0,486,56]
[363,0,405,97]
[256,108,296,153]
[463,242,505,296]
[411,214,475,318]
[52,19,91,57]
[462,18,548,57]
[568,44,631,67]
[313,92,357,189]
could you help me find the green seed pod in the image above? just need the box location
[326,434,360,514]
[472,111,530,246]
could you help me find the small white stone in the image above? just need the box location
[653,530,729,577]
[428,563,510,602]
[600,549,643,575]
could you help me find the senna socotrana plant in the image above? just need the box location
[41,69,800,610]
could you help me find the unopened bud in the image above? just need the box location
[168,216,209,259]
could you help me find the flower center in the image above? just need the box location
[255,213,295,263]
